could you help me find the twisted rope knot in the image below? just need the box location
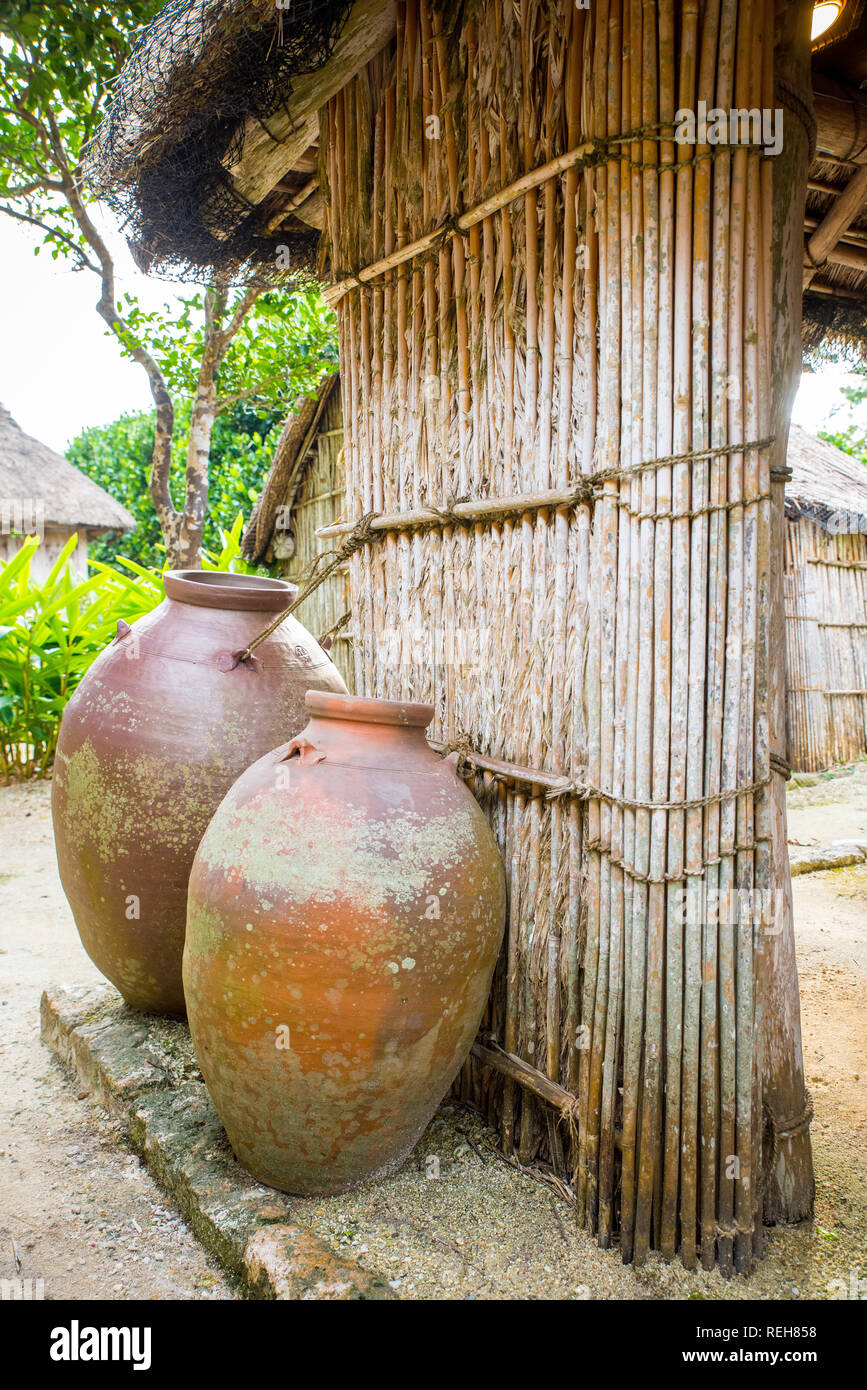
[426,492,472,527]
[235,510,381,664]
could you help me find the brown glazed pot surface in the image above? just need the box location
[51,572,347,1015]
[183,691,506,1195]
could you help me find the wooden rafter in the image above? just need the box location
[804,163,867,287]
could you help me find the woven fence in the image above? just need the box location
[785,516,867,771]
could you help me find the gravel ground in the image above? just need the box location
[0,775,864,1300]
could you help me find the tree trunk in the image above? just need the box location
[175,382,217,569]
[761,0,815,1226]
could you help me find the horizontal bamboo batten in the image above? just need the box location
[323,127,774,309]
[316,437,778,539]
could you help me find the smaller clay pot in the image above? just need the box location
[184,691,507,1194]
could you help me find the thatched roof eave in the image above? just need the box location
[785,423,867,535]
[82,0,394,287]
[242,373,340,564]
[0,407,135,534]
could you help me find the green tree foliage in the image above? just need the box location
[67,403,277,570]
[818,381,867,467]
[115,286,337,411]
[66,285,338,568]
[0,1,161,263]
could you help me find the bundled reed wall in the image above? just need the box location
[319,0,813,1271]
[785,516,867,771]
[279,388,354,690]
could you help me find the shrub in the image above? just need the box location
[0,517,254,780]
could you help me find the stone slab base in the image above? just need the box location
[788,839,867,875]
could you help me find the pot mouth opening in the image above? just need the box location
[305,691,434,729]
[163,570,297,612]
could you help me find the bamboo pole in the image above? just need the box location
[550,0,583,1166]
[655,0,690,1263]
[494,0,520,1154]
[635,0,666,1266]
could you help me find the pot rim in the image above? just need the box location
[305,690,434,729]
[163,570,298,612]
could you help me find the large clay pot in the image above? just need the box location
[184,691,506,1194]
[52,571,347,1015]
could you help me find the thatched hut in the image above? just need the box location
[84,0,867,1272]
[0,405,134,581]
[785,423,867,772]
[242,373,353,687]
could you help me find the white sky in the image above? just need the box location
[0,208,864,454]
[0,211,185,452]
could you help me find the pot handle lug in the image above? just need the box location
[444,750,461,773]
[217,649,263,673]
[281,735,326,767]
[114,619,132,642]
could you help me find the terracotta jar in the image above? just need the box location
[52,571,347,1015]
[183,691,506,1194]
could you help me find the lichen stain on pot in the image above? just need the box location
[51,570,347,1016]
[184,692,507,1195]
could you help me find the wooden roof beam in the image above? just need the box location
[223,0,396,208]
[804,163,867,286]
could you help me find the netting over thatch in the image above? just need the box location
[83,0,352,284]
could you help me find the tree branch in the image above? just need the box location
[0,177,66,196]
[215,286,261,352]
[0,202,98,271]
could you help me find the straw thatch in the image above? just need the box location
[242,374,352,687]
[242,373,339,564]
[0,405,134,534]
[786,422,867,531]
[784,424,867,771]
[81,0,379,284]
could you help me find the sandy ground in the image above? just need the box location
[0,781,236,1301]
[0,774,864,1301]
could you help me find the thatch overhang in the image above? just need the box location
[85,0,867,355]
[784,422,867,533]
[82,0,394,283]
[0,406,135,535]
[241,371,340,564]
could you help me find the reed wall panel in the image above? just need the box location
[323,0,590,1169]
[785,516,867,771]
[279,389,355,690]
[321,0,808,1271]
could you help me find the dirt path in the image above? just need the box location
[785,764,867,1296]
[0,780,236,1301]
[0,774,864,1300]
